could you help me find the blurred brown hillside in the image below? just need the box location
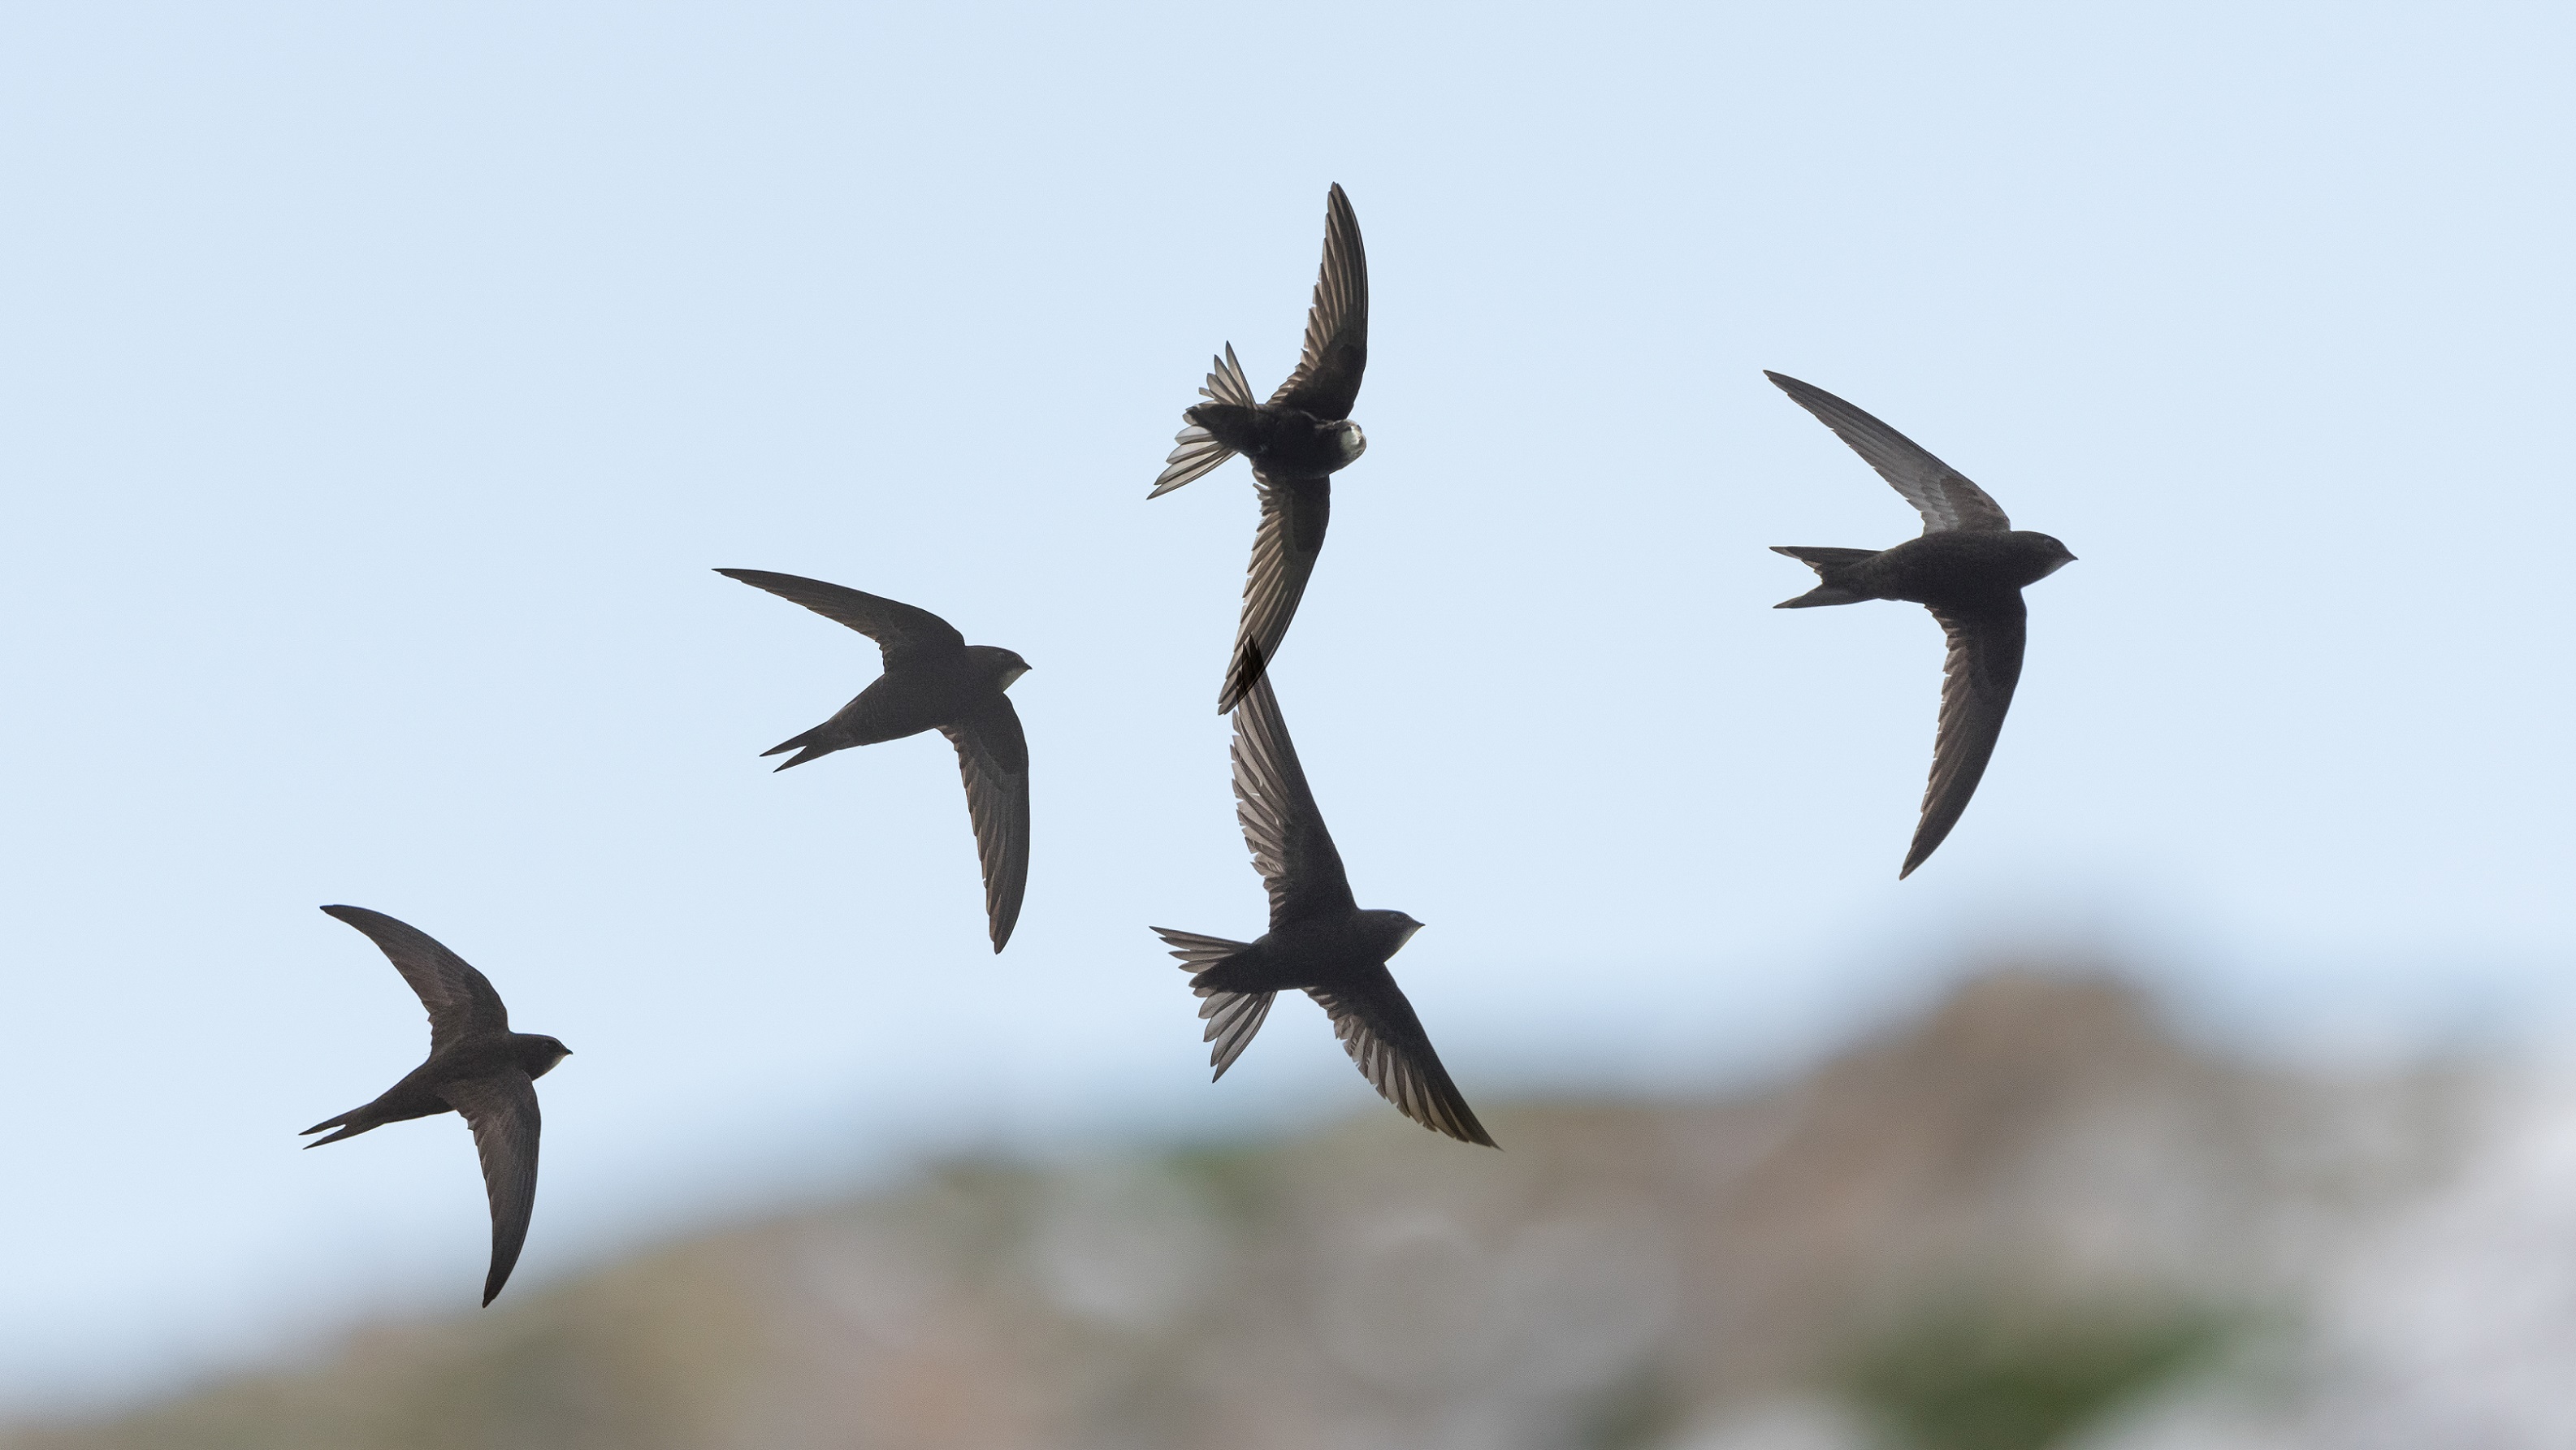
[1,972,2473,1450]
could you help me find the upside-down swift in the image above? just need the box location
[1151,184,1370,712]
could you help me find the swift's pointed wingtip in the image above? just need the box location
[1440,1118,1500,1149]
[1899,826,1946,877]
[316,903,378,935]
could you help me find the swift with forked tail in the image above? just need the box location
[301,906,571,1307]
[1765,371,2076,878]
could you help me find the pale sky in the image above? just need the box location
[2,0,2570,1412]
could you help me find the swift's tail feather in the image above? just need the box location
[1777,583,1867,608]
[1197,989,1277,1080]
[1149,346,1257,496]
[1150,926,1251,970]
[1771,545,1877,608]
[1149,928,1274,1078]
[1199,344,1256,407]
[1151,426,1234,497]
[300,1108,377,1149]
[761,724,841,770]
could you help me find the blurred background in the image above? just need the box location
[2,2,2571,1445]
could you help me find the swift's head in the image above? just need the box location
[519,1035,574,1079]
[2025,532,2077,581]
[1331,419,1367,467]
[1362,908,1426,955]
[969,646,1033,690]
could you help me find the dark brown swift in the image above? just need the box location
[1151,183,1368,712]
[301,906,571,1307]
[717,569,1032,952]
[1151,675,1493,1146]
[1765,371,2076,879]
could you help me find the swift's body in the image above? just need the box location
[1766,371,2076,878]
[301,906,570,1307]
[1152,184,1370,711]
[1153,676,1492,1147]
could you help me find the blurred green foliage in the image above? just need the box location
[1841,1297,2223,1450]
[1572,1370,1686,1450]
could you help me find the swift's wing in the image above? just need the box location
[1766,372,2011,534]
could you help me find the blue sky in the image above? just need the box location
[1,0,2570,1412]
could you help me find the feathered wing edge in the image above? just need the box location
[318,905,511,1052]
[1310,986,1497,1148]
[712,569,968,661]
[1215,474,1329,712]
[438,1070,543,1307]
[1224,669,1354,920]
[1267,181,1369,420]
[1903,598,2028,878]
[1762,370,2012,535]
[942,701,1031,953]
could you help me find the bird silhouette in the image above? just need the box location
[717,569,1032,952]
[1765,371,2076,878]
[1152,674,1493,1146]
[300,906,570,1306]
[1151,183,1369,712]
